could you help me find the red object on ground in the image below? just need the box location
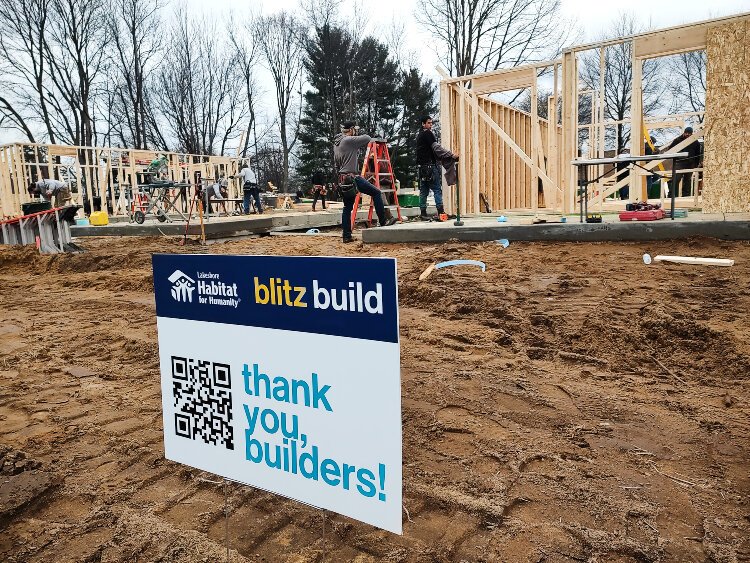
[618,209,665,221]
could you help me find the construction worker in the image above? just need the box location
[333,121,396,243]
[210,175,228,215]
[311,169,327,211]
[666,127,702,197]
[645,137,661,198]
[237,162,261,214]
[416,115,458,221]
[616,149,630,200]
[28,178,70,207]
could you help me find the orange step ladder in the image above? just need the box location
[351,140,403,230]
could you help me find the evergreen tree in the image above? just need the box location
[297,24,357,187]
[296,24,436,193]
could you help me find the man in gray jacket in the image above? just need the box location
[333,121,395,243]
[28,178,71,207]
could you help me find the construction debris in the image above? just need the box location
[434,259,486,272]
[653,255,734,267]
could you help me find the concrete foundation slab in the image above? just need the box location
[362,214,750,243]
[71,206,430,239]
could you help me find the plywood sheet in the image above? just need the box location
[703,20,750,213]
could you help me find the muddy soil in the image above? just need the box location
[0,235,748,562]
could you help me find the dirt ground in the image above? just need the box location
[0,233,748,562]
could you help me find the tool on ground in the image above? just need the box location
[351,140,402,230]
[619,201,664,221]
[479,192,492,213]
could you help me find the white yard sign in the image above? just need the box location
[152,254,402,534]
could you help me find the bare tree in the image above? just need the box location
[0,0,55,142]
[43,0,108,146]
[156,11,247,155]
[230,17,261,160]
[580,14,664,152]
[254,11,305,189]
[297,0,341,29]
[0,57,37,141]
[415,0,576,76]
[516,87,551,119]
[107,0,165,149]
[668,51,705,122]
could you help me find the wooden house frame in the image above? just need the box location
[439,12,750,215]
[0,143,242,219]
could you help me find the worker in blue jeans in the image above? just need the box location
[237,162,262,214]
[339,176,391,242]
[416,115,458,220]
[333,121,396,243]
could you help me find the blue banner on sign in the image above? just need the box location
[152,254,399,343]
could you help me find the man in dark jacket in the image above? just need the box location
[333,121,395,243]
[415,115,458,220]
[667,127,702,197]
[311,169,326,211]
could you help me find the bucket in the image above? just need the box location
[89,211,109,226]
[75,218,90,226]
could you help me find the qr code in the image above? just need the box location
[171,356,234,450]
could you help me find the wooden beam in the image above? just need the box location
[471,92,481,213]
[456,83,468,216]
[531,78,539,213]
[561,51,577,214]
[0,147,13,217]
[440,79,453,213]
[634,26,708,59]
[565,12,750,55]
[10,145,25,214]
[472,67,535,94]
[630,53,645,201]
[441,60,560,84]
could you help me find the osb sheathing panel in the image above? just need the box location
[703,20,750,213]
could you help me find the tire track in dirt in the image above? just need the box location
[1,236,749,561]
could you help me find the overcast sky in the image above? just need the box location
[193,0,750,82]
[1,0,748,145]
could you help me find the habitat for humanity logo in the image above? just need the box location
[167,269,240,308]
[168,270,196,302]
